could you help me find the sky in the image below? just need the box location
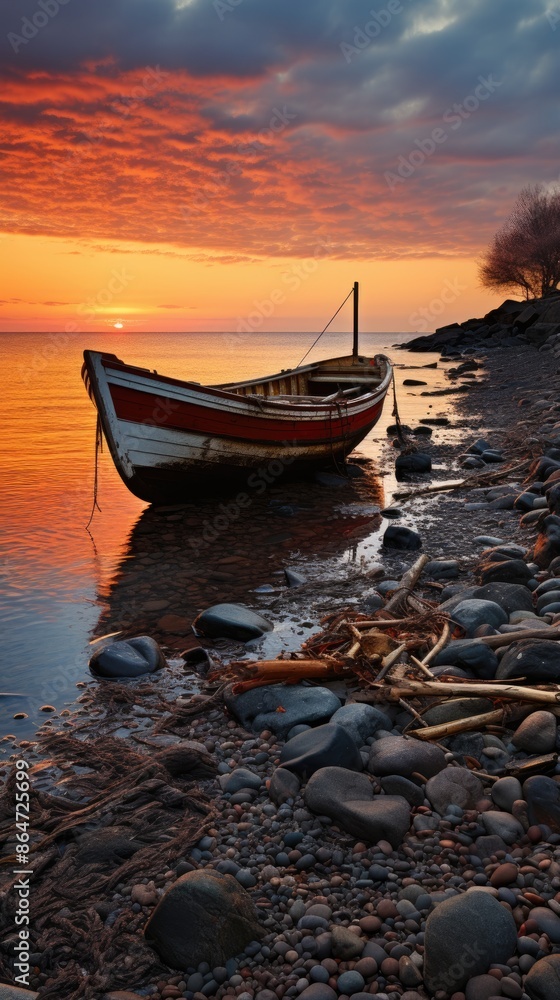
[0,0,559,334]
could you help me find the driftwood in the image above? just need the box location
[363,679,560,705]
[409,709,508,742]
[393,459,530,502]
[384,554,430,613]
[478,628,560,648]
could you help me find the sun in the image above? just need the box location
[113,321,124,329]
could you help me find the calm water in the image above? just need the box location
[0,330,448,738]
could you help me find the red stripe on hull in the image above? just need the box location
[109,384,383,445]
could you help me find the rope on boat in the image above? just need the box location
[391,369,407,444]
[85,413,103,531]
[296,286,354,368]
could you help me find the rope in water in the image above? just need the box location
[85,413,103,531]
[391,368,407,445]
[295,286,354,368]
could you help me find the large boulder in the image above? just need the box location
[523,775,560,833]
[472,582,534,614]
[193,603,273,641]
[89,636,166,679]
[475,559,533,586]
[225,683,341,737]
[383,525,422,550]
[279,723,363,778]
[495,639,560,682]
[144,869,264,970]
[512,711,557,753]
[304,766,410,848]
[367,735,446,781]
[423,891,517,994]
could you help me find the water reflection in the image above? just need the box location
[95,461,386,649]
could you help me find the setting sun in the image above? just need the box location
[113,322,124,329]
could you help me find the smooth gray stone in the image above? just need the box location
[432,639,498,679]
[451,599,508,637]
[330,703,392,747]
[219,768,262,793]
[496,639,560,682]
[512,711,557,753]
[268,768,301,805]
[383,525,422,550]
[537,590,560,612]
[534,577,560,595]
[477,559,533,586]
[89,636,166,679]
[284,568,307,588]
[304,767,410,848]
[523,775,560,833]
[193,603,273,641]
[395,453,432,474]
[525,954,560,1000]
[424,892,517,994]
[491,776,523,813]
[426,766,484,813]
[368,734,446,781]
[380,775,424,806]
[144,870,264,969]
[530,908,560,943]
[481,811,524,845]
[472,582,534,613]
[225,683,341,737]
[424,559,460,579]
[279,723,363,778]
[422,697,494,726]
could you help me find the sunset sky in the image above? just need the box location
[0,0,558,333]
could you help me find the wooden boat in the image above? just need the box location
[82,282,393,504]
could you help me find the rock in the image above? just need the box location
[304,767,410,848]
[144,869,264,970]
[395,453,432,476]
[534,515,560,568]
[337,971,366,994]
[481,811,524,844]
[225,683,341,737]
[432,640,498,679]
[424,560,460,580]
[298,986,337,1000]
[219,768,262,793]
[422,697,494,726]
[475,833,508,859]
[529,907,560,943]
[490,862,519,888]
[537,590,560,613]
[368,734,446,780]
[193,603,273,641]
[491,776,523,813]
[451,599,508,637]
[383,525,422,550]
[465,975,504,1000]
[268,768,301,805]
[425,766,484,813]
[403,378,428,386]
[330,703,392,747]
[0,990,39,1000]
[380,775,424,806]
[476,559,533,586]
[496,640,560,682]
[284,568,307,587]
[535,577,560,596]
[89,636,166,679]
[279,723,363,777]
[474,535,505,546]
[472,582,534,614]
[512,711,557,753]
[525,954,560,999]
[423,891,517,994]
[330,924,365,960]
[523,775,560,832]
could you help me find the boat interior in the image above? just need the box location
[220,354,389,405]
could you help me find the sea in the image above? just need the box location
[0,330,451,739]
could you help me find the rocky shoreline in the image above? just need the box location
[3,336,560,1000]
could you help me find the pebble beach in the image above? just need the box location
[5,304,560,1000]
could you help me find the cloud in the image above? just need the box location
[0,0,558,260]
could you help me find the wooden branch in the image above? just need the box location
[423,621,451,665]
[409,709,505,742]
[384,554,430,613]
[376,642,407,681]
[409,654,436,679]
[477,628,560,648]
[365,679,560,704]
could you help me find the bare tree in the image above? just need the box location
[479,184,560,300]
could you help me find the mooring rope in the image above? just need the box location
[296,286,355,369]
[391,369,407,445]
[85,413,103,531]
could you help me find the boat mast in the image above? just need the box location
[352,280,359,359]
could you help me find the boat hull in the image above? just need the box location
[82,350,392,504]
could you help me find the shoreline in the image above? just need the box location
[3,341,560,999]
